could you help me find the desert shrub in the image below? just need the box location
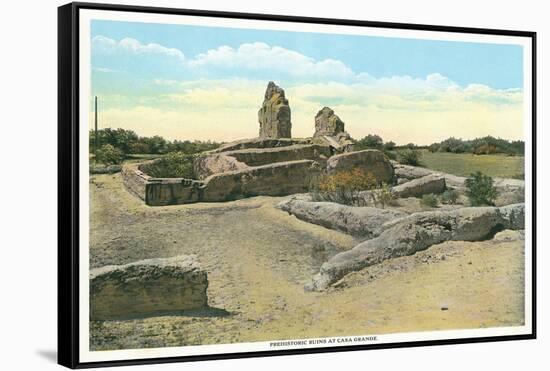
[355,134,383,150]
[369,183,396,209]
[441,189,459,205]
[128,141,151,154]
[95,144,125,165]
[428,136,524,156]
[473,144,497,155]
[89,128,221,155]
[310,168,377,206]
[383,141,396,151]
[398,149,422,166]
[383,150,397,160]
[465,171,498,206]
[420,194,439,208]
[317,168,378,192]
[144,151,195,179]
[428,143,438,153]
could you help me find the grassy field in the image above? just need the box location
[417,149,524,178]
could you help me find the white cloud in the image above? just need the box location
[92,36,186,62]
[91,36,522,107]
[91,36,521,108]
[93,37,356,80]
[425,73,457,89]
[187,42,354,80]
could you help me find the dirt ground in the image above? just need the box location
[89,174,525,351]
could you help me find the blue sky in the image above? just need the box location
[92,20,522,89]
[90,19,524,144]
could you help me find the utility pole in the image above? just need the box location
[94,96,99,155]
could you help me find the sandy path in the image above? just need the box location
[89,174,524,350]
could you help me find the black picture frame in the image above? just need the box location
[58,2,537,368]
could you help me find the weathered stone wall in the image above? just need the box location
[193,153,249,180]
[145,178,203,206]
[391,174,446,198]
[223,144,332,167]
[314,134,354,153]
[201,160,322,202]
[90,255,208,320]
[122,159,323,205]
[122,162,204,206]
[121,163,148,201]
[211,137,311,153]
[326,149,395,183]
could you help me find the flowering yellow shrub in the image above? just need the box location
[310,168,380,206]
[317,168,378,192]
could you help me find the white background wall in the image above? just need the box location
[0,0,547,369]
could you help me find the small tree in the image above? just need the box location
[357,134,383,150]
[474,144,497,155]
[370,183,395,209]
[383,141,396,151]
[95,144,125,165]
[465,171,498,206]
[145,152,195,179]
[128,142,150,154]
[441,189,459,205]
[398,149,422,166]
[420,194,439,208]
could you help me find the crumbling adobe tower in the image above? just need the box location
[314,107,345,136]
[258,81,292,138]
[313,106,354,152]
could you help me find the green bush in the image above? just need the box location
[309,169,398,209]
[383,141,396,151]
[420,194,439,208]
[441,189,459,205]
[95,144,125,165]
[428,136,524,155]
[355,134,383,150]
[465,171,498,206]
[144,152,195,179]
[89,128,221,155]
[398,149,422,166]
[383,150,397,160]
[369,183,396,209]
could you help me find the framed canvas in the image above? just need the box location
[58,2,537,368]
